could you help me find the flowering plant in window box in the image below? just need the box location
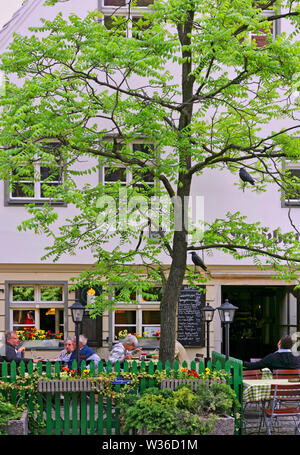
[60,366,91,379]
[17,328,63,341]
[177,367,229,383]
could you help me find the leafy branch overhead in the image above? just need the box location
[0,0,299,362]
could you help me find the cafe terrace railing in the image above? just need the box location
[0,354,243,435]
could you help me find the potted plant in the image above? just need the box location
[119,382,240,435]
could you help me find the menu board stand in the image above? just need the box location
[177,285,205,347]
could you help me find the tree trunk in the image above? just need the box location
[159,13,195,366]
[160,176,192,366]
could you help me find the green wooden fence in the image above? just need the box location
[0,355,243,435]
[212,351,243,434]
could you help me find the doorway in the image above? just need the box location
[221,285,299,361]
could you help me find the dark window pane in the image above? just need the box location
[136,0,154,6]
[11,183,34,198]
[142,311,160,324]
[286,169,300,200]
[142,287,162,301]
[104,167,126,182]
[104,15,127,35]
[132,16,152,39]
[132,169,154,183]
[13,310,35,326]
[132,143,154,156]
[115,287,137,301]
[40,166,61,181]
[40,182,60,198]
[115,310,136,324]
[104,0,126,6]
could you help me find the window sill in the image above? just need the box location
[6,199,67,207]
[282,200,300,208]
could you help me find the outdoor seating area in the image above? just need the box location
[0,351,243,435]
[243,368,300,435]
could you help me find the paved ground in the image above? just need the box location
[243,403,299,435]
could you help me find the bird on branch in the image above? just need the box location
[189,251,207,272]
[239,167,255,191]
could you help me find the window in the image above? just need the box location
[100,0,154,39]
[103,166,128,185]
[102,0,154,7]
[103,14,152,39]
[101,142,155,189]
[112,286,161,340]
[9,283,66,336]
[251,24,275,47]
[6,143,64,204]
[250,8,279,47]
[114,310,137,339]
[283,165,300,207]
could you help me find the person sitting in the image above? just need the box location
[53,338,74,364]
[4,331,39,365]
[68,334,101,369]
[109,334,141,365]
[23,311,35,328]
[243,335,300,371]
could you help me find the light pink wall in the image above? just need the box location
[0,1,298,266]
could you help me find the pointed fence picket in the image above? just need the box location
[0,353,243,435]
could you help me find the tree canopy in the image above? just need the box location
[0,0,300,363]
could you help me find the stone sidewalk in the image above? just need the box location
[243,403,299,435]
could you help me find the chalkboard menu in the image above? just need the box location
[177,286,205,347]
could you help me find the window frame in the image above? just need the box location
[5,281,69,336]
[281,161,300,208]
[109,286,161,343]
[250,9,281,47]
[99,0,154,38]
[5,143,66,206]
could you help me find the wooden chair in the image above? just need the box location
[262,384,300,435]
[243,369,262,379]
[273,369,300,379]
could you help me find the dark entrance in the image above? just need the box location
[77,286,103,348]
[221,285,300,362]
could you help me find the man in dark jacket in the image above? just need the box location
[244,335,300,371]
[68,334,101,369]
[4,330,38,365]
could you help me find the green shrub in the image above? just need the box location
[194,382,241,416]
[119,381,240,435]
[0,395,24,435]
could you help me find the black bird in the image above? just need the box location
[239,167,255,186]
[189,251,207,272]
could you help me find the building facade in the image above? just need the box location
[0,0,299,362]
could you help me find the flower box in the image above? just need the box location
[22,339,62,349]
[38,379,97,392]
[3,410,28,435]
[160,378,226,391]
